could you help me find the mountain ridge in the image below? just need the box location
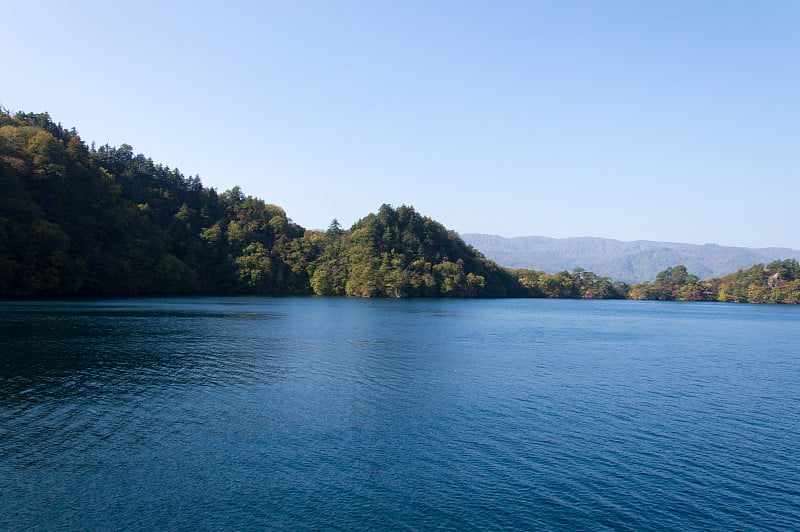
[461,233,800,283]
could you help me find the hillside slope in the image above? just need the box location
[0,110,519,298]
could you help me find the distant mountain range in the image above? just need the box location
[460,234,800,284]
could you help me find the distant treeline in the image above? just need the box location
[514,262,800,304]
[1,110,798,303]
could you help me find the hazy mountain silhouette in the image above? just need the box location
[461,234,800,283]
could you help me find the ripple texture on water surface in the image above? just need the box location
[1,298,799,531]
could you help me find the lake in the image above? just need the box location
[1,298,799,530]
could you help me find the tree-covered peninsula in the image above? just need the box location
[1,110,798,303]
[628,261,800,304]
[0,110,522,298]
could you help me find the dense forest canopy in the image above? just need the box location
[1,109,798,303]
[0,110,519,298]
[627,260,800,304]
[0,111,302,296]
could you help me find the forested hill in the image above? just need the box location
[462,233,800,283]
[2,110,798,303]
[0,111,520,298]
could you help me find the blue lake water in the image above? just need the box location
[1,298,799,530]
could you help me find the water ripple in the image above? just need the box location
[1,298,799,530]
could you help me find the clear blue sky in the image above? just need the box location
[3,1,798,249]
